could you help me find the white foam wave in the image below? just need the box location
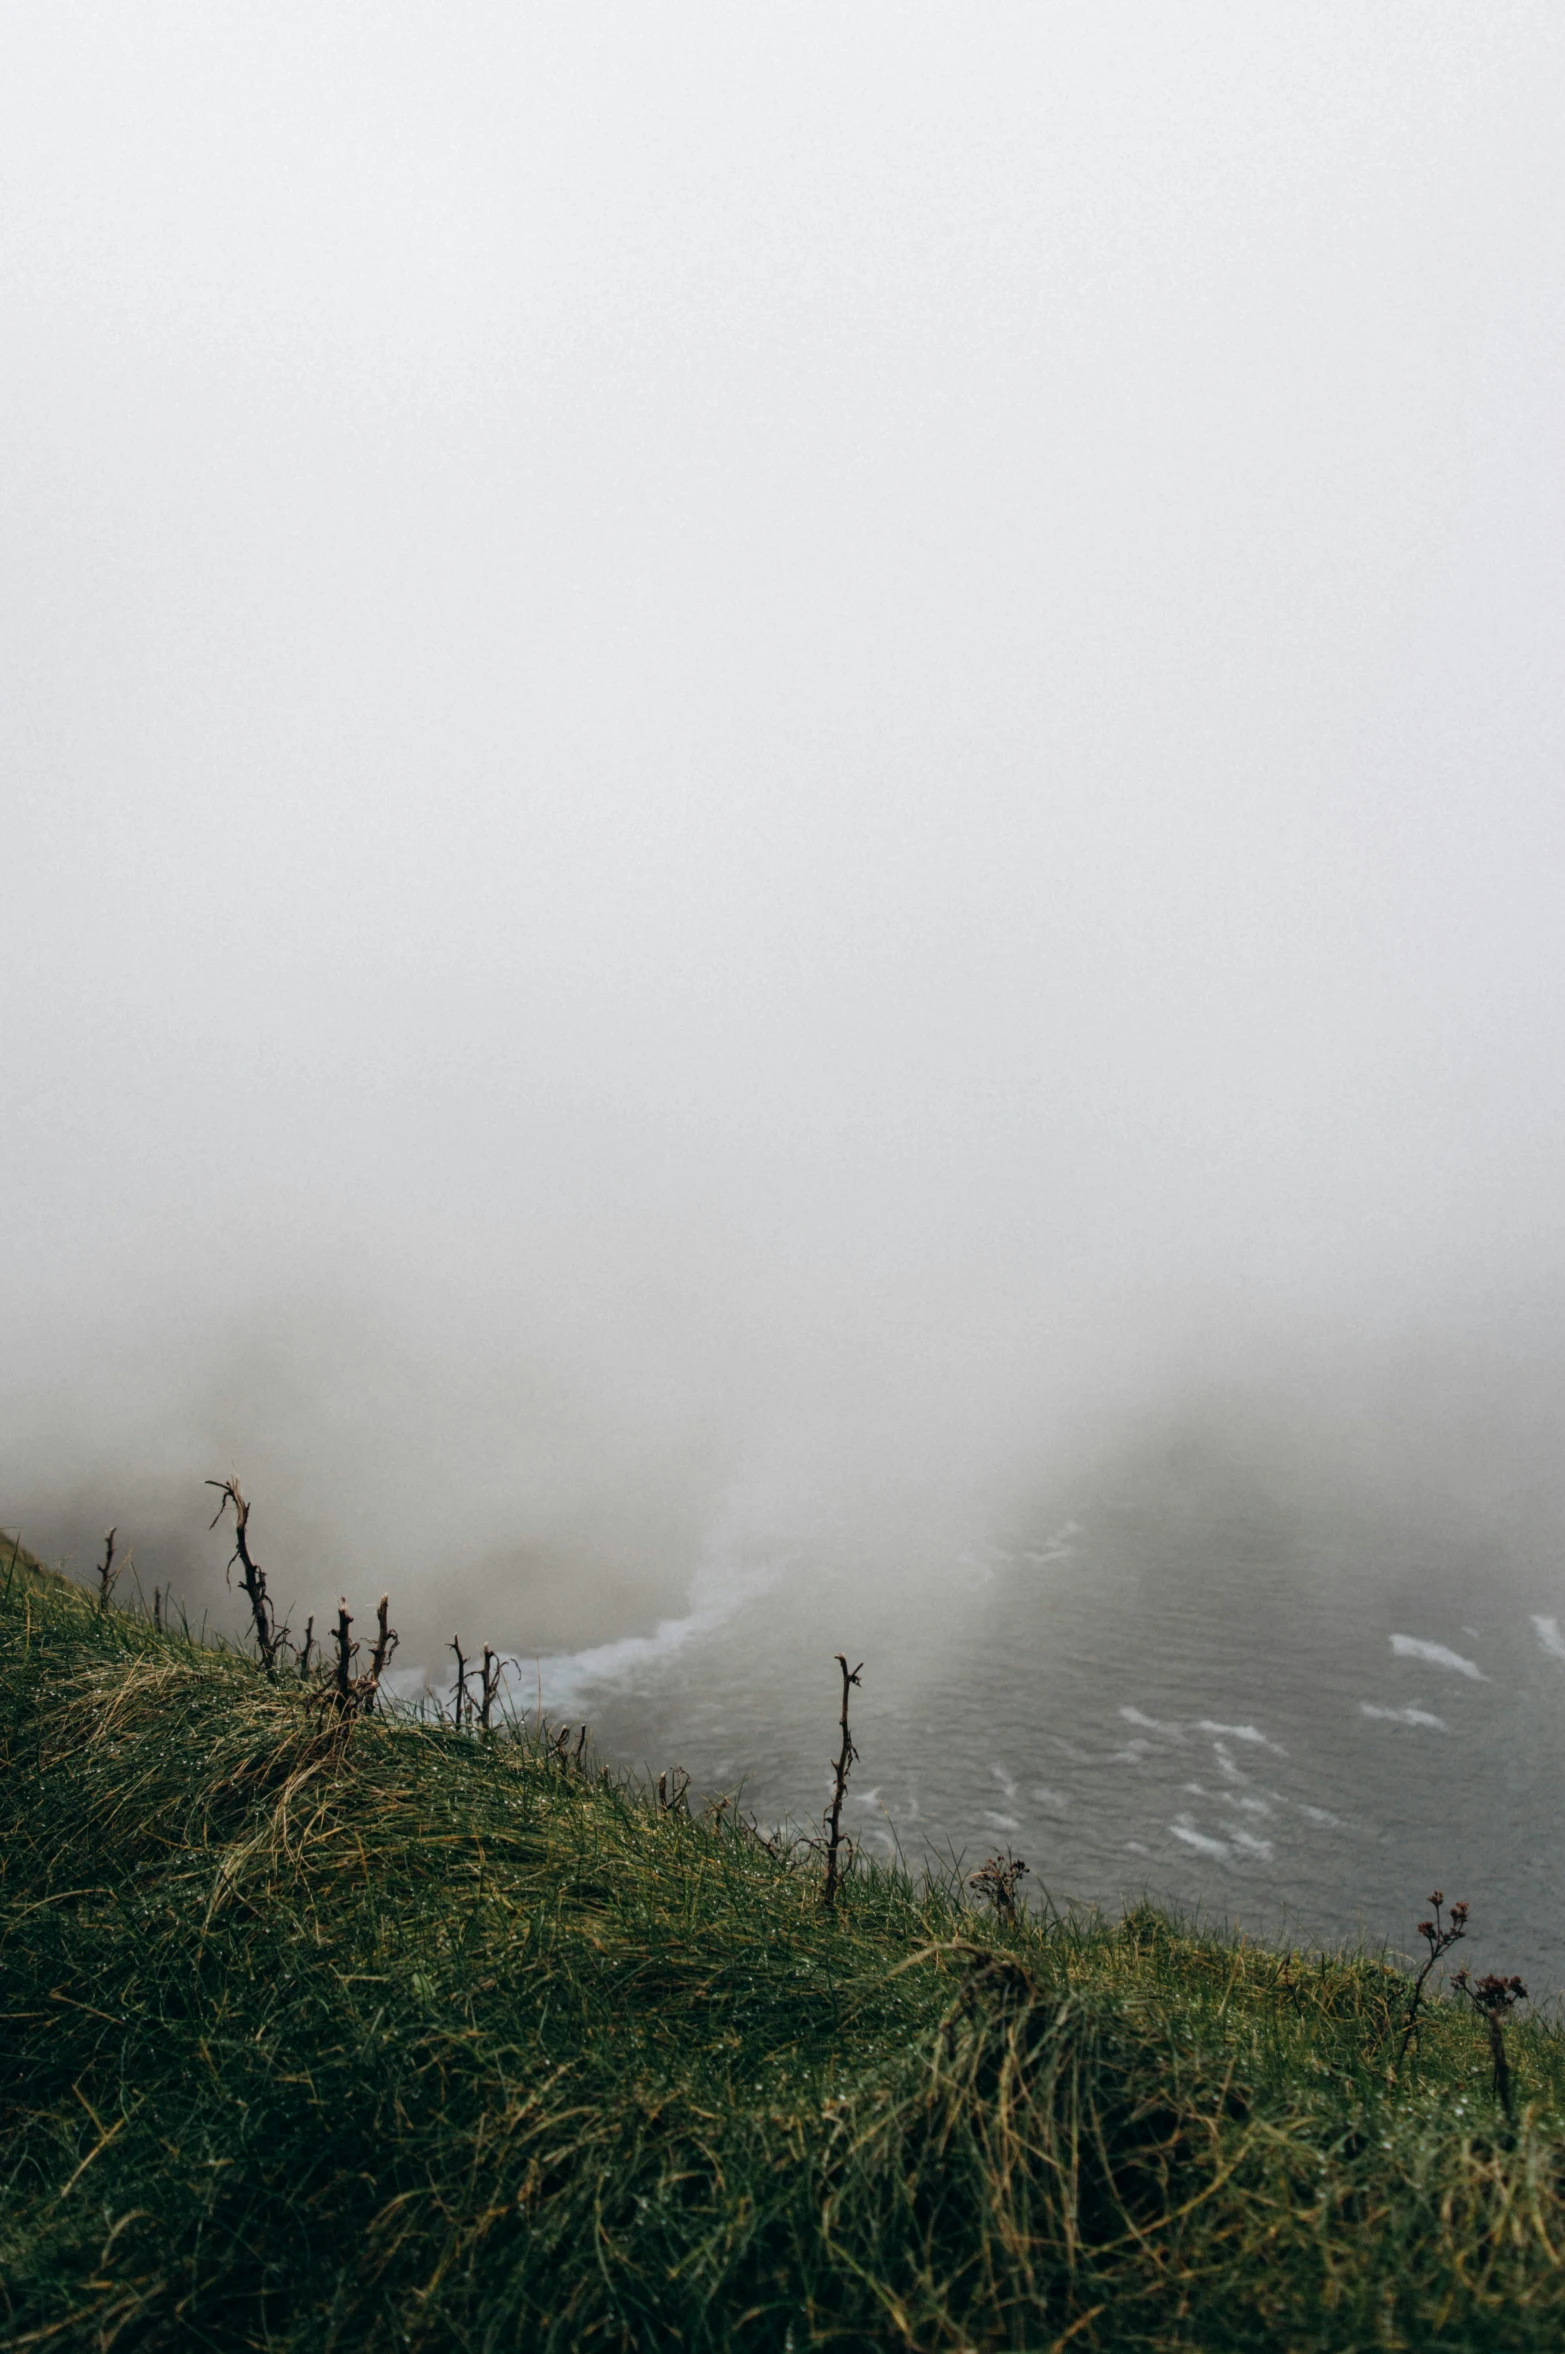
[1120,1706,1185,1739]
[532,1557,781,1712]
[1229,1830,1275,1860]
[1170,1819,1230,1860]
[1361,1701,1449,1730]
[1533,1615,1565,1664]
[1195,1720,1287,1754]
[1389,1634,1484,1680]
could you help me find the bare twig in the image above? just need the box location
[333,1600,355,1710]
[1396,1890,1469,2064]
[152,1586,162,1633]
[450,1636,469,1731]
[96,1528,121,1611]
[207,1478,287,1675]
[969,1848,1030,1921]
[744,1814,789,1859]
[479,1644,503,1730]
[822,1654,863,1912]
[1454,1968,1528,2121]
[297,1615,315,1680]
[364,1594,397,1711]
[306,1593,397,1724]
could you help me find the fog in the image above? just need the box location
[5,8,1565,1668]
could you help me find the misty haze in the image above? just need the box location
[8,8,1565,1984]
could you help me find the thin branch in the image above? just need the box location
[206,1478,287,1675]
[364,1593,398,1712]
[970,1849,1030,1921]
[96,1527,120,1611]
[479,1644,503,1731]
[1396,1891,1468,2064]
[1453,1969,1527,2123]
[307,1592,397,1727]
[333,1600,355,1711]
[822,1654,863,1912]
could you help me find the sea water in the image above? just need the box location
[522,1435,1565,1999]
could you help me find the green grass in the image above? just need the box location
[4,1539,1565,2350]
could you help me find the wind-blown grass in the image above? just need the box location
[4,1537,1565,2349]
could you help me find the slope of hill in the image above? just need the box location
[3,1537,1563,2350]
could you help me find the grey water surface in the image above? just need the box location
[529,1435,1565,1998]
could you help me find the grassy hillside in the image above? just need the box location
[3,1539,1564,2350]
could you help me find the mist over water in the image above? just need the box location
[6,10,1565,1973]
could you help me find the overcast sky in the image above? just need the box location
[5,7,1565,1643]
